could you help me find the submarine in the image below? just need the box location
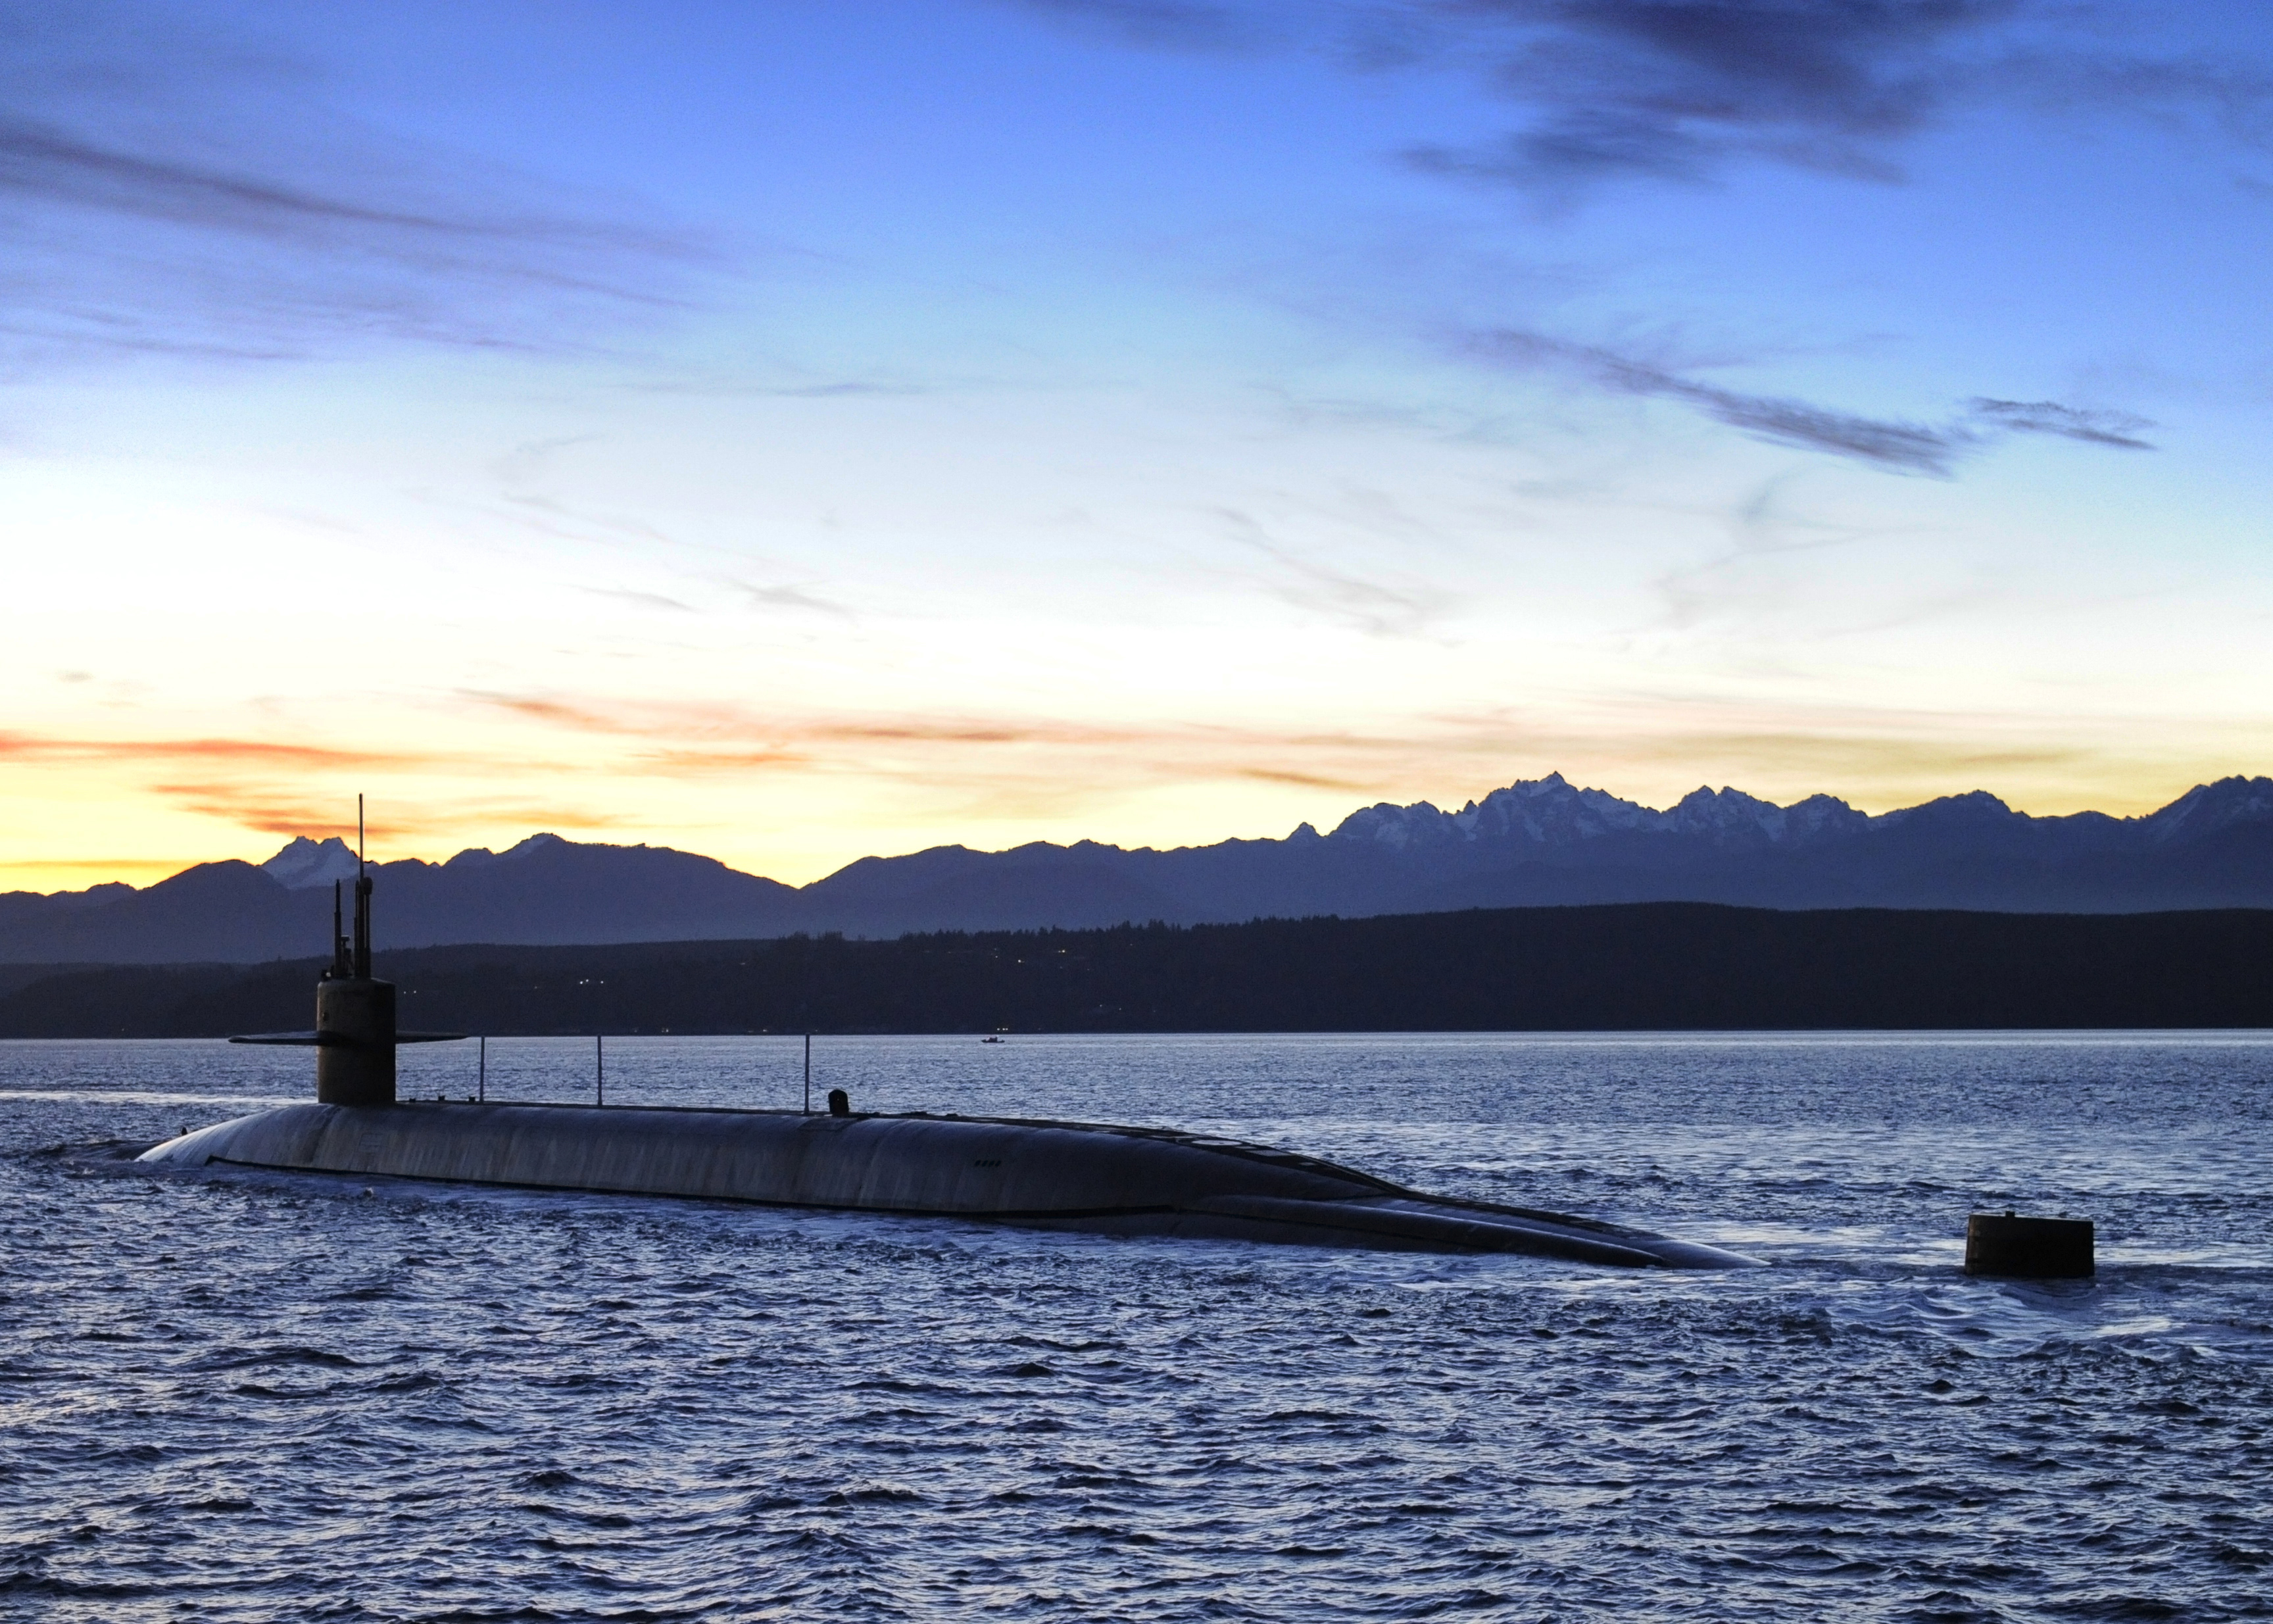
[139,817,1756,1269]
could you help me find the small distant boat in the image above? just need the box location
[980,1035,1004,1044]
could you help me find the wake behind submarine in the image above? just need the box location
[139,823,1756,1269]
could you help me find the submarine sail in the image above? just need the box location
[223,797,462,1101]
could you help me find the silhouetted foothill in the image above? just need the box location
[7,902,2271,1037]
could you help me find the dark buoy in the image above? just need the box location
[827,1087,851,1118]
[1965,1211,2095,1279]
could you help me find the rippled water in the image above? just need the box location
[4,1032,2270,1621]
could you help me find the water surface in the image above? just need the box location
[4,1032,2268,1621]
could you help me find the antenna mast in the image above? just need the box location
[352,793,372,979]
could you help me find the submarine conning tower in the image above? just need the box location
[232,800,459,1098]
[316,855,397,1107]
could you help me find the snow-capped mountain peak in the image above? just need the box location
[2143,775,2273,843]
[259,837,364,890]
[1328,774,1868,851]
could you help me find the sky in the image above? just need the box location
[4,0,2270,891]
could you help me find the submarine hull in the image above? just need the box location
[137,1101,1756,1269]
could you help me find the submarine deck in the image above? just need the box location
[139,1100,1757,1269]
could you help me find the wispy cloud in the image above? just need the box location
[1015,0,1277,51]
[1215,508,1454,635]
[0,723,633,856]
[0,731,422,771]
[453,694,645,735]
[1235,766,1382,791]
[145,785,631,847]
[731,580,858,620]
[0,729,516,848]
[458,691,1160,753]
[581,587,700,614]
[1471,328,2153,474]
[1,4,712,367]
[1650,474,1888,631]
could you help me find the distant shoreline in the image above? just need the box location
[3,902,2269,1038]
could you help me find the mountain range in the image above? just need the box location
[4,772,2270,966]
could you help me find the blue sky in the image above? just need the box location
[4,0,2269,886]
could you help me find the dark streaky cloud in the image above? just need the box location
[1475,330,2153,473]
[1402,0,2021,195]
[1475,329,1970,472]
[1967,397,2155,449]
[1,4,709,366]
[1033,1,2269,199]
